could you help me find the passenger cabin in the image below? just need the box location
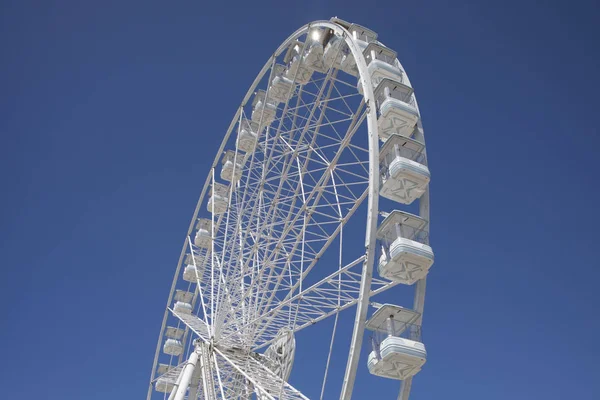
[220,150,246,183]
[194,218,212,248]
[157,363,170,375]
[347,22,378,44]
[165,326,184,340]
[339,39,367,77]
[175,289,194,304]
[325,18,377,76]
[173,301,192,314]
[155,377,174,393]
[163,338,183,356]
[340,23,377,76]
[251,90,277,126]
[207,182,229,214]
[377,210,434,284]
[366,304,426,380]
[173,290,194,315]
[183,264,203,282]
[269,64,295,104]
[379,134,430,205]
[154,365,173,392]
[323,33,348,71]
[374,78,419,140]
[362,43,403,90]
[183,252,208,282]
[237,118,261,153]
[303,28,328,73]
[285,41,314,84]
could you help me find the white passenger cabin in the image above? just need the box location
[173,301,192,314]
[251,90,277,126]
[173,290,194,316]
[157,363,170,375]
[361,43,403,91]
[377,210,434,284]
[374,78,419,140]
[237,118,261,153]
[303,28,328,73]
[220,150,246,183]
[155,377,174,393]
[163,338,183,356]
[379,134,430,205]
[340,23,377,76]
[194,218,212,248]
[165,326,184,340]
[154,364,174,393]
[269,64,295,104]
[323,33,348,70]
[183,252,208,282]
[207,182,229,214]
[183,263,203,282]
[285,41,314,84]
[174,289,194,304]
[366,304,426,380]
[339,40,367,77]
[347,22,378,44]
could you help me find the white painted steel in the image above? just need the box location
[148,18,432,400]
[170,342,201,400]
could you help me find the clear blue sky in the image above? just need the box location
[1,0,599,399]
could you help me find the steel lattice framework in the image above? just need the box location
[148,18,432,400]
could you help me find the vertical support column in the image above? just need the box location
[186,363,204,400]
[386,316,395,337]
[169,340,201,400]
[371,336,380,359]
[395,222,403,240]
[200,343,217,399]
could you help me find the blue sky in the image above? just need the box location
[1,0,599,399]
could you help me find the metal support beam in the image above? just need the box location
[170,341,201,400]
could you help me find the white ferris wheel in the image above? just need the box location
[148,17,433,400]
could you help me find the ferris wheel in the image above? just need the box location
[148,17,433,400]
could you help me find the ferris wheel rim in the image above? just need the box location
[148,19,430,400]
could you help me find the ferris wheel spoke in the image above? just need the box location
[214,347,309,400]
[170,309,211,342]
[240,68,340,255]
[223,180,369,338]
[258,269,397,351]
[247,256,368,349]
[244,106,368,312]
[187,238,211,328]
[234,113,336,293]
[218,252,397,350]
[253,174,368,312]
[229,70,338,269]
